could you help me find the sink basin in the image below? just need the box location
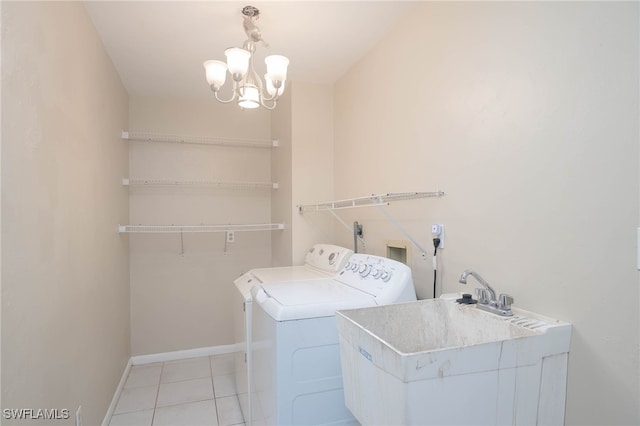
[336,297,572,425]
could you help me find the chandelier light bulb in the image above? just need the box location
[265,55,289,83]
[238,85,260,109]
[203,60,228,90]
[225,47,251,80]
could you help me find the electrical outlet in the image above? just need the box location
[431,223,445,249]
[75,406,82,426]
[226,231,235,243]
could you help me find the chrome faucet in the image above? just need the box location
[458,269,514,316]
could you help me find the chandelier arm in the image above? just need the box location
[260,96,279,110]
[259,82,283,104]
[260,102,277,111]
[211,82,239,104]
[260,90,278,102]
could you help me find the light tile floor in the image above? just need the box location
[109,354,244,426]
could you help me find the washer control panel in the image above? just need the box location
[304,244,354,273]
[337,254,416,304]
[345,259,393,282]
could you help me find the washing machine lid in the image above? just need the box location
[250,266,332,283]
[233,272,257,302]
[253,279,377,321]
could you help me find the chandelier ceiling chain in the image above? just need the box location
[203,5,289,110]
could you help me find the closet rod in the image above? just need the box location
[122,131,278,149]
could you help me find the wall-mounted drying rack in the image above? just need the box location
[122,131,278,149]
[297,191,444,212]
[297,191,445,257]
[122,178,279,190]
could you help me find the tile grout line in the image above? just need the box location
[210,356,222,425]
[159,374,214,385]
[150,362,165,426]
[152,397,217,411]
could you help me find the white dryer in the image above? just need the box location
[233,244,353,424]
[250,253,417,426]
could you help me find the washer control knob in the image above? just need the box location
[372,268,383,279]
[359,265,372,277]
[358,264,368,274]
[351,263,359,271]
[381,270,392,282]
[345,262,351,270]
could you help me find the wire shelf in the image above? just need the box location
[122,178,278,190]
[122,131,277,149]
[118,223,285,234]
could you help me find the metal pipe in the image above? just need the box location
[353,221,363,253]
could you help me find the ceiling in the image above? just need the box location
[85,1,419,100]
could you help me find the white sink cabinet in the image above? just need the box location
[336,298,572,425]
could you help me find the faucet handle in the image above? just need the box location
[499,294,514,310]
[474,288,489,304]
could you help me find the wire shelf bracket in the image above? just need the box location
[327,209,365,248]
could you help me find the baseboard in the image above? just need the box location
[101,357,132,426]
[102,344,237,425]
[131,343,238,366]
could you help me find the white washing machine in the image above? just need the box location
[233,244,353,424]
[250,253,417,426]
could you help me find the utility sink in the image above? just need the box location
[336,297,572,426]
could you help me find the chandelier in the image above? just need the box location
[203,5,289,110]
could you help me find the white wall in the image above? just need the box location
[128,97,272,355]
[1,2,130,424]
[271,82,335,266]
[291,82,336,264]
[333,2,639,425]
[271,88,294,266]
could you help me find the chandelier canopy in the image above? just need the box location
[203,5,289,110]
